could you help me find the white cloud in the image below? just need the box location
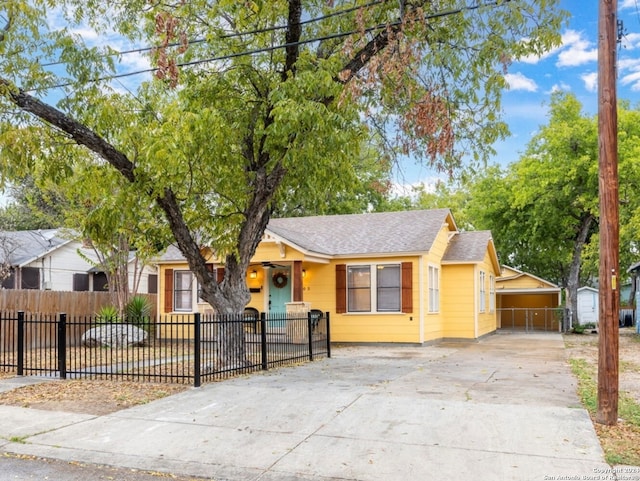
[622,71,640,91]
[69,26,100,41]
[549,82,571,94]
[557,30,598,67]
[390,177,442,199]
[620,0,638,10]
[514,30,597,68]
[581,72,598,92]
[504,72,538,92]
[618,58,640,91]
[621,32,640,50]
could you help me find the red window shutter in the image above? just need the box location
[336,264,347,314]
[402,262,413,313]
[216,267,225,284]
[293,260,303,302]
[164,268,173,313]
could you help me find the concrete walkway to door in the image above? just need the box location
[0,331,608,481]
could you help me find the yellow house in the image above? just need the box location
[155,209,501,343]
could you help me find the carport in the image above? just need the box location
[496,266,562,331]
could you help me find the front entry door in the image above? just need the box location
[268,266,291,314]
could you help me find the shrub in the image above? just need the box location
[96,305,120,324]
[572,324,586,334]
[126,295,152,331]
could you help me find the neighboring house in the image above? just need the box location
[155,209,501,343]
[576,286,598,326]
[0,229,157,294]
[495,266,562,330]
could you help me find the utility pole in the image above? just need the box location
[596,0,619,426]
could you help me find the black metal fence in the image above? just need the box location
[0,310,330,386]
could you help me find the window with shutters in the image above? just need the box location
[376,265,401,311]
[344,263,407,313]
[174,270,194,311]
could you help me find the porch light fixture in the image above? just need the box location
[302,269,306,278]
[250,270,257,279]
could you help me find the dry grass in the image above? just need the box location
[565,327,640,465]
[0,379,188,416]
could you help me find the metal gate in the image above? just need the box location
[498,308,565,332]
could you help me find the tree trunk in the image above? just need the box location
[566,214,595,329]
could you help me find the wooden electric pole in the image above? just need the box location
[596,0,619,426]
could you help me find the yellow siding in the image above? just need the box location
[440,251,499,340]
[251,242,305,262]
[441,264,476,339]
[477,251,498,337]
[297,262,335,313]
[497,274,555,290]
[323,257,421,343]
[500,266,521,278]
[419,224,452,342]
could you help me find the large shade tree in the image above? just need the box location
[467,92,640,324]
[0,1,565,365]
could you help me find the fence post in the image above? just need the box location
[17,311,24,376]
[325,312,331,358]
[58,313,67,380]
[260,312,268,370]
[194,313,201,388]
[307,311,314,361]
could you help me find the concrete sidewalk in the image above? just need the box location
[0,332,609,481]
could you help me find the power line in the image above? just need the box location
[27,0,515,93]
[39,0,386,69]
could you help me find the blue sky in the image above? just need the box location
[491,0,639,168]
[400,0,640,190]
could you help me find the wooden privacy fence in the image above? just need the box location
[0,290,157,318]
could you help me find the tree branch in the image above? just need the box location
[3,82,136,182]
[283,0,302,80]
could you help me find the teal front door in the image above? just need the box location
[268,266,291,314]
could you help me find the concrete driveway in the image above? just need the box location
[0,331,608,481]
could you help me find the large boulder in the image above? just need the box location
[82,324,148,348]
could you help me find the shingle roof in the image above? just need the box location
[155,209,456,261]
[267,209,454,256]
[0,229,70,266]
[442,231,493,263]
[156,244,185,262]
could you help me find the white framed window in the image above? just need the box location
[489,274,495,312]
[174,270,194,311]
[347,264,401,313]
[428,265,439,313]
[479,270,486,313]
[376,264,401,311]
